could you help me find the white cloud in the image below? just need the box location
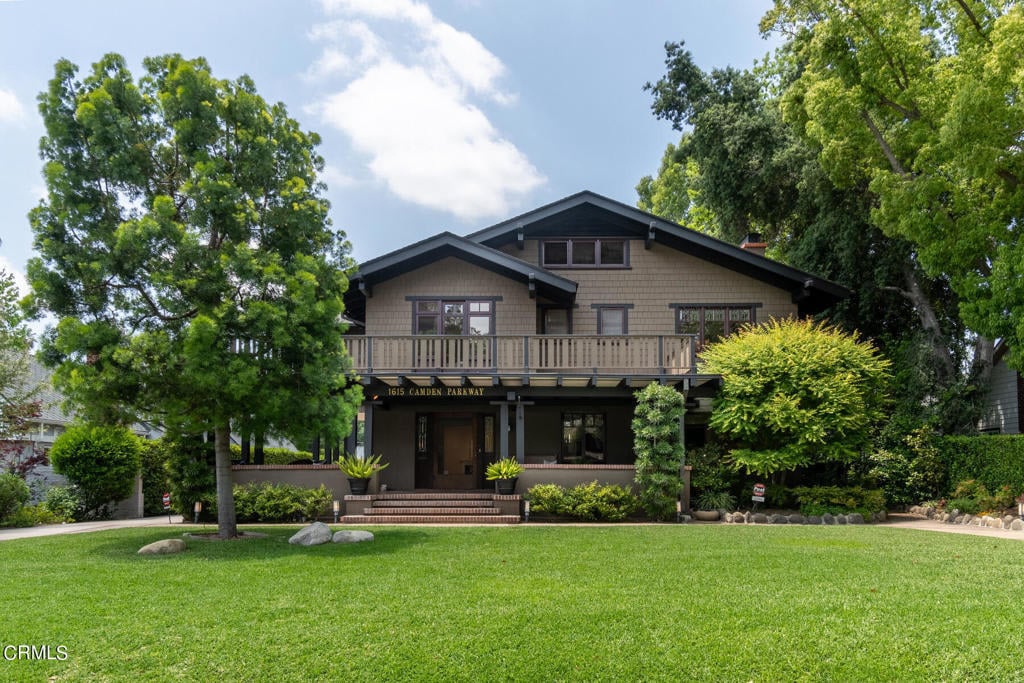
[320,163,357,190]
[0,88,25,125]
[307,0,543,219]
[0,255,30,297]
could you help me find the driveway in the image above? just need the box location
[0,515,185,542]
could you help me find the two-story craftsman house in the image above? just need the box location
[341,191,847,505]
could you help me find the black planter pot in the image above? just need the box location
[348,477,370,495]
[494,477,518,495]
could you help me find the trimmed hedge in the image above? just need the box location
[526,482,639,522]
[233,482,332,522]
[229,444,314,465]
[938,435,1024,495]
[791,486,886,518]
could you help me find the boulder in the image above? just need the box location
[986,517,1002,529]
[1003,515,1016,527]
[806,515,822,525]
[289,522,333,546]
[751,513,768,524]
[822,513,835,525]
[1011,519,1024,531]
[788,514,805,525]
[835,515,847,525]
[769,514,787,524]
[138,539,186,556]
[847,513,865,525]
[333,530,375,544]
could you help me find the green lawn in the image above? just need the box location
[3,524,1023,682]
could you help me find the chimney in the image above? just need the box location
[739,232,767,257]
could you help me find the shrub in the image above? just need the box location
[0,472,30,521]
[937,434,1024,495]
[946,497,982,515]
[791,486,886,517]
[139,439,172,516]
[632,383,685,520]
[229,444,314,465]
[696,490,736,511]
[164,433,217,521]
[44,485,83,522]
[4,503,66,527]
[49,424,141,519]
[525,482,638,522]
[525,484,565,513]
[688,443,737,498]
[233,482,332,522]
[700,318,891,474]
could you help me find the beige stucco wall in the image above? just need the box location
[500,240,797,335]
[364,256,537,336]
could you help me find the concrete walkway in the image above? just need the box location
[0,515,185,542]
[877,512,1024,541]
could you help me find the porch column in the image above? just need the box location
[515,401,525,464]
[364,402,375,459]
[343,415,357,457]
[499,402,509,460]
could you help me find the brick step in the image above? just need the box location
[375,492,496,501]
[340,514,520,525]
[370,499,494,508]
[365,506,501,516]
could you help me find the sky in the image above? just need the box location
[0,0,781,299]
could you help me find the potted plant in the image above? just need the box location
[338,454,389,495]
[694,490,736,521]
[485,458,524,495]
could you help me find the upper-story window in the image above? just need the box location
[415,300,494,335]
[542,239,628,268]
[675,304,755,349]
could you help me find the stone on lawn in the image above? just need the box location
[138,539,186,555]
[333,530,375,544]
[289,522,333,546]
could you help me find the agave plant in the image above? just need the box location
[337,454,389,479]
[485,457,524,480]
[696,490,736,512]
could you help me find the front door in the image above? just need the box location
[435,419,476,490]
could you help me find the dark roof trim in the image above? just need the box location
[468,190,850,313]
[352,231,577,303]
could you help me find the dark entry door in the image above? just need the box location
[434,419,476,490]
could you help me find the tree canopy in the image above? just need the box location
[27,54,362,537]
[763,0,1016,368]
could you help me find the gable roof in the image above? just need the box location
[468,190,849,314]
[346,231,577,321]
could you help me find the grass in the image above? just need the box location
[3,524,1024,682]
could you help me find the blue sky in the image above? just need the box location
[0,0,779,296]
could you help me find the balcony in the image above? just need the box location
[344,335,697,385]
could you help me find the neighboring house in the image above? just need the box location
[979,342,1022,434]
[341,191,848,493]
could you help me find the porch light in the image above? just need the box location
[193,501,202,525]
[333,500,340,524]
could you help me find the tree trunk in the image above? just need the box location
[901,262,956,384]
[214,422,238,539]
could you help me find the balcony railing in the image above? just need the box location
[344,335,696,376]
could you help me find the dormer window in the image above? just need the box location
[542,239,628,268]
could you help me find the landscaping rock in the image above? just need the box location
[822,514,835,525]
[847,513,865,525]
[751,513,768,524]
[986,517,1002,529]
[769,514,787,524]
[1003,515,1016,527]
[333,530,375,544]
[836,515,847,525]
[289,522,333,546]
[962,514,973,525]
[788,514,805,525]
[807,515,821,525]
[876,510,887,522]
[138,539,186,555]
[1011,519,1024,531]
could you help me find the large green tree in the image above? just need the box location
[640,41,984,432]
[27,54,362,538]
[0,267,42,462]
[762,0,1012,371]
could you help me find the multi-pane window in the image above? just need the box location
[540,307,571,334]
[561,413,606,462]
[676,305,754,348]
[542,239,628,268]
[415,300,494,335]
[598,307,626,335]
